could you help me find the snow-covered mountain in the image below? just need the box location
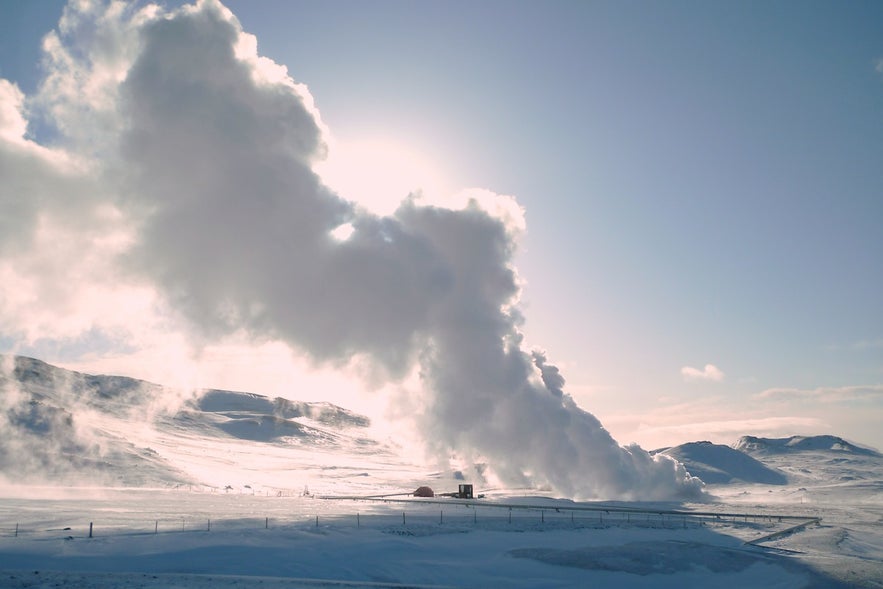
[653,436,882,490]
[656,441,788,485]
[729,434,883,493]
[734,434,881,457]
[2,355,881,494]
[0,356,380,488]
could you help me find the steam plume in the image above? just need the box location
[0,0,702,499]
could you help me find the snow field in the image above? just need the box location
[0,487,819,545]
[0,489,872,588]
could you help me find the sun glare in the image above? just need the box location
[315,137,448,217]
[330,222,355,241]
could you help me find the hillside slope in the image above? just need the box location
[658,441,787,485]
[734,435,881,457]
[3,355,881,495]
[0,356,377,488]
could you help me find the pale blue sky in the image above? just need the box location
[1,0,881,449]
[225,0,883,446]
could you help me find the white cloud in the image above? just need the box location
[0,80,28,143]
[680,363,725,382]
[754,384,883,403]
[600,395,833,449]
[631,416,828,449]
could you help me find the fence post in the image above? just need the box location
[508,509,512,524]
[440,510,443,525]
[357,513,360,528]
[14,523,18,537]
[155,521,158,534]
[89,522,93,538]
[315,515,319,528]
[207,519,211,532]
[402,512,406,526]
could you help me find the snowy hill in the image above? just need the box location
[657,437,883,489]
[657,441,787,485]
[0,356,380,488]
[734,435,881,457]
[3,355,881,495]
[0,356,192,486]
[7,355,161,417]
[168,388,373,446]
[731,435,883,491]
[180,389,371,443]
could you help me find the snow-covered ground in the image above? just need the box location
[0,495,865,587]
[2,455,881,588]
[1,358,881,587]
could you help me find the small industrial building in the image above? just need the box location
[412,483,473,499]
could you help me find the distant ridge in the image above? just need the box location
[5,355,882,491]
[658,441,787,485]
[174,389,373,443]
[734,435,881,457]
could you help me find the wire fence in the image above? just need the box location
[0,502,810,542]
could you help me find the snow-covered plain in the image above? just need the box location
[3,481,880,588]
[1,358,881,587]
